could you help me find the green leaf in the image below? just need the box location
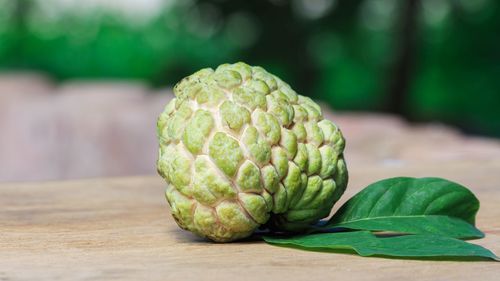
[325,177,483,239]
[330,215,483,239]
[264,231,499,261]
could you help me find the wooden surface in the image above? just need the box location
[1,160,500,280]
[2,74,500,280]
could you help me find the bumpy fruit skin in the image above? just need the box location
[157,62,348,242]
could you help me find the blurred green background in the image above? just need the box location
[1,0,499,136]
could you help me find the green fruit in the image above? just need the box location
[157,62,348,242]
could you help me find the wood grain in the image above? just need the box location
[1,160,500,281]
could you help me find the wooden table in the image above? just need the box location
[2,159,499,280]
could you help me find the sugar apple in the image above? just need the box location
[157,62,348,242]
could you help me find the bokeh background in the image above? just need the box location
[1,0,500,182]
